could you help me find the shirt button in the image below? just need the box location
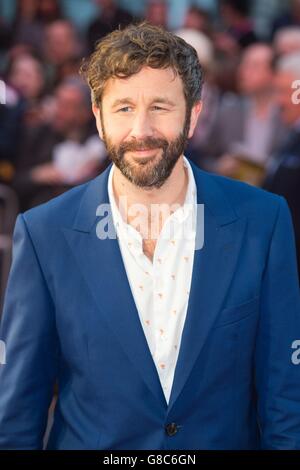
[165,422,179,436]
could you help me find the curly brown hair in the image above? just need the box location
[79,21,203,110]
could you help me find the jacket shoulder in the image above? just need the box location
[21,179,92,234]
[195,166,283,224]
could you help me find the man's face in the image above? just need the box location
[93,66,201,189]
[275,71,300,125]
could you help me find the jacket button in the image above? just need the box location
[165,422,179,436]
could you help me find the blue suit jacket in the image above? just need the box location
[1,160,300,450]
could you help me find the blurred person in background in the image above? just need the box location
[12,0,63,53]
[43,19,83,88]
[210,43,286,183]
[0,3,12,56]
[87,0,135,53]
[183,5,213,38]
[5,51,48,128]
[0,80,24,184]
[273,26,300,57]
[263,51,300,279]
[271,0,300,36]
[145,0,168,28]
[13,76,107,211]
[212,0,258,108]
[0,51,48,183]
[215,0,257,57]
[175,28,221,169]
[6,52,45,101]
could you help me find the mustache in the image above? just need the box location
[118,137,169,153]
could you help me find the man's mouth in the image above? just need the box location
[129,148,159,157]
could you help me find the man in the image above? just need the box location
[0,23,300,450]
[263,51,300,280]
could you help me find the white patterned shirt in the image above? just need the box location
[107,156,197,404]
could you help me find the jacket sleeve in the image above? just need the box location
[255,196,300,449]
[0,214,59,449]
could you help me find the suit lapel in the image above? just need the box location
[166,163,247,413]
[167,196,247,413]
[63,166,168,408]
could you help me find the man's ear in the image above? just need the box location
[188,100,202,139]
[92,103,104,140]
[92,103,99,119]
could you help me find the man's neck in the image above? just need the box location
[112,155,189,256]
[113,155,187,207]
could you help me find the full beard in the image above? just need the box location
[101,116,190,189]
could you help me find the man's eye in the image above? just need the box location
[117,107,132,113]
[116,106,167,113]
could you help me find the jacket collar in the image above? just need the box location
[72,159,238,233]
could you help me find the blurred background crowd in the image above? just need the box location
[1,0,300,309]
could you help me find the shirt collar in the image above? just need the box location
[171,156,196,224]
[107,156,197,241]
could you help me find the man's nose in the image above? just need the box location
[129,110,154,140]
